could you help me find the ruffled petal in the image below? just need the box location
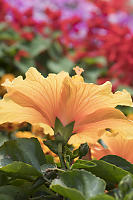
[2,67,68,127]
[58,78,132,126]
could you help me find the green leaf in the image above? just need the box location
[0,161,41,179]
[54,118,75,143]
[86,160,131,188]
[84,56,107,66]
[47,58,74,73]
[0,138,46,172]
[0,185,27,200]
[0,194,13,200]
[89,194,114,200]
[71,159,96,170]
[118,175,133,196]
[23,35,51,57]
[124,191,133,200]
[101,155,133,174]
[43,140,58,154]
[50,169,106,200]
[48,41,63,59]
[0,173,8,185]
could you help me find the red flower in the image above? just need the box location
[15,50,29,61]
[21,31,34,41]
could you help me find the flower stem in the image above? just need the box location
[58,143,66,169]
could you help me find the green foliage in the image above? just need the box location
[0,138,46,171]
[101,155,133,174]
[85,159,131,188]
[51,169,106,200]
[0,136,132,199]
[89,194,115,200]
[71,159,96,170]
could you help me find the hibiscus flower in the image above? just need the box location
[0,67,133,143]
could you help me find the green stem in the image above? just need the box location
[58,143,66,169]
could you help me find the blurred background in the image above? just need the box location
[1,0,133,112]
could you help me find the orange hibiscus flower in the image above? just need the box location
[91,134,133,163]
[0,67,133,143]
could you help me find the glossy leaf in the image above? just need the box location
[101,155,133,174]
[43,140,58,154]
[0,138,46,172]
[0,161,41,179]
[51,169,105,200]
[78,143,89,158]
[86,160,131,188]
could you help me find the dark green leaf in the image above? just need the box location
[0,185,27,200]
[86,160,131,188]
[101,155,133,174]
[51,169,105,200]
[79,143,89,158]
[0,172,8,185]
[0,194,13,200]
[0,138,46,172]
[43,140,58,154]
